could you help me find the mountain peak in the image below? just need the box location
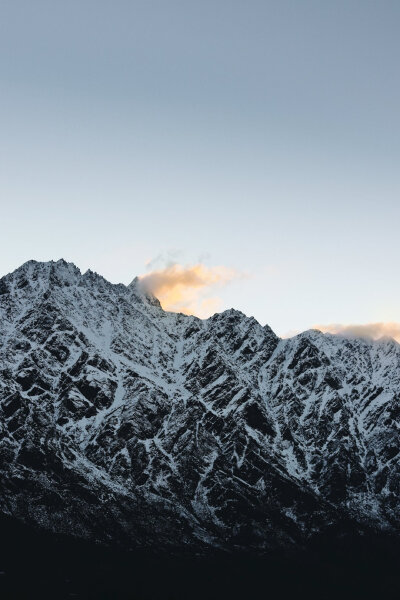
[128,276,162,308]
[0,259,83,294]
[6,258,81,278]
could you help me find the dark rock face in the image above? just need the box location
[0,259,400,552]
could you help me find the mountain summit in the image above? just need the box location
[0,260,399,551]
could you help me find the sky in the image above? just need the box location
[0,1,399,338]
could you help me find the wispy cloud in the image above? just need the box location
[314,322,400,343]
[138,263,242,318]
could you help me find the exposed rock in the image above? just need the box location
[0,259,400,552]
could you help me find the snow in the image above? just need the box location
[1,259,400,547]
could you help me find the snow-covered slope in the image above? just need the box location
[0,260,399,551]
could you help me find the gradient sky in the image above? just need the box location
[1,0,399,336]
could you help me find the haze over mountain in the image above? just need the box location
[1,259,399,552]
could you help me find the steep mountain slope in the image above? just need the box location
[0,260,399,551]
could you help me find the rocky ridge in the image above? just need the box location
[0,260,399,551]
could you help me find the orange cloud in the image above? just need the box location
[314,322,400,343]
[138,263,240,318]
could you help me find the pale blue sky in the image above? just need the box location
[1,1,399,335]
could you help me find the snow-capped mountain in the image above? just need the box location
[0,260,399,551]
